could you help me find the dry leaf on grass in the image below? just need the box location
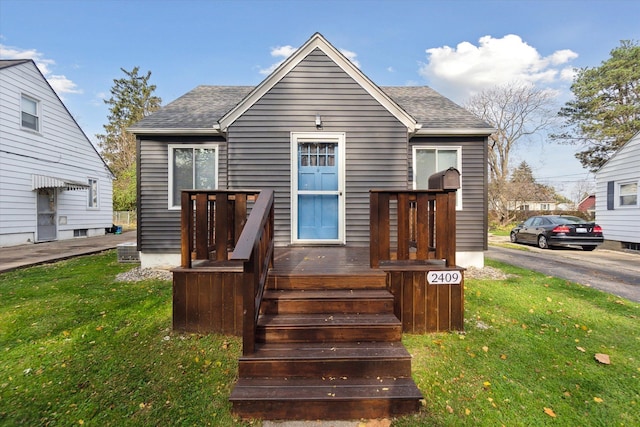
[544,407,557,417]
[595,353,611,364]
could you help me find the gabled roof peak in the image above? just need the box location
[218,33,418,132]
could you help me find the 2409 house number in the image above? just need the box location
[427,271,462,285]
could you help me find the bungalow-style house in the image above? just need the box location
[130,33,493,269]
[0,60,113,246]
[596,131,640,251]
[510,200,562,211]
[131,33,495,420]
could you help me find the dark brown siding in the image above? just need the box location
[227,48,408,245]
[408,136,488,252]
[138,135,227,252]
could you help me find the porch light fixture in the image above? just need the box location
[315,113,322,129]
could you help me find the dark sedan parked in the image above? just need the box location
[510,215,604,251]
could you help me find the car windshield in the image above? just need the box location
[549,216,587,224]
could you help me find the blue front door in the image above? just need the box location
[297,141,340,240]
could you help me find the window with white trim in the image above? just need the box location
[413,146,462,209]
[618,181,638,207]
[21,94,40,131]
[168,144,218,209]
[88,178,98,208]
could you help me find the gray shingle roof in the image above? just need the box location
[381,86,491,130]
[0,59,31,70]
[132,86,253,129]
[131,84,491,131]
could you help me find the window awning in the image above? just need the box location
[32,174,90,191]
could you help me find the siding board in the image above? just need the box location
[227,50,407,246]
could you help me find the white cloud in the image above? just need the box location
[419,34,578,102]
[339,48,360,68]
[0,43,81,97]
[259,45,297,75]
[271,45,297,58]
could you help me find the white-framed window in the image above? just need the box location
[168,144,218,209]
[412,145,462,209]
[618,181,638,207]
[88,178,99,208]
[21,94,40,132]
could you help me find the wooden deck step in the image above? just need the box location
[267,273,387,290]
[261,289,394,315]
[238,342,413,378]
[256,313,402,343]
[229,377,423,420]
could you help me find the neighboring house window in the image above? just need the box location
[168,144,218,209]
[21,94,40,131]
[618,182,638,207]
[540,203,550,210]
[413,146,462,209]
[88,179,99,208]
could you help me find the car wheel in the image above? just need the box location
[582,245,597,251]
[510,232,518,243]
[537,235,549,249]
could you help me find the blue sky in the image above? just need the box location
[2,0,639,200]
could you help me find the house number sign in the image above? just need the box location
[427,271,462,285]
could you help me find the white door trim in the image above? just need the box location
[290,132,346,244]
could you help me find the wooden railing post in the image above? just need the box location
[215,191,229,261]
[180,191,192,268]
[370,192,380,268]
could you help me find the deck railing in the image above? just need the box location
[369,189,457,268]
[176,189,274,355]
[230,190,275,355]
[179,190,262,268]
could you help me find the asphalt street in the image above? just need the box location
[487,243,640,302]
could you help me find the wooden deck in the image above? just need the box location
[173,188,464,420]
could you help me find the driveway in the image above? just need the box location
[487,237,640,303]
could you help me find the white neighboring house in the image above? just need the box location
[595,131,640,251]
[0,59,113,246]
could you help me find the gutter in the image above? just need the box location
[413,127,496,137]
[127,125,224,136]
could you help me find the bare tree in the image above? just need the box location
[465,82,557,225]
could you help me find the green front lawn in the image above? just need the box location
[1,252,638,426]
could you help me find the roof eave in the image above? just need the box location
[412,127,496,137]
[127,126,224,136]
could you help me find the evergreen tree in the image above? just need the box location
[97,67,161,210]
[555,40,640,171]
